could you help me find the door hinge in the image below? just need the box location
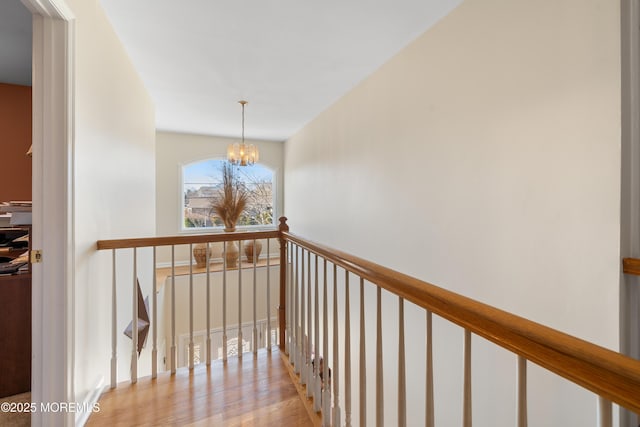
[31,249,42,264]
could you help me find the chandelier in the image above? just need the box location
[227,100,258,166]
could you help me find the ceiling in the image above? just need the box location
[0,0,32,86]
[0,1,462,141]
[99,0,461,141]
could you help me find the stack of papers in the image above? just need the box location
[0,201,32,225]
[0,201,32,211]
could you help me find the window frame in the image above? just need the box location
[180,158,277,232]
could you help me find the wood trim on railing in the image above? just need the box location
[281,231,640,414]
[97,226,286,352]
[278,218,289,351]
[623,258,640,275]
[96,229,279,250]
[95,219,640,414]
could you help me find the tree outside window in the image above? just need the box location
[183,159,274,229]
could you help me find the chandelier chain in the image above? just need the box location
[241,101,245,144]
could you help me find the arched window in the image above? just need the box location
[182,159,275,229]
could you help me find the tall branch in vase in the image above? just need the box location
[211,162,248,232]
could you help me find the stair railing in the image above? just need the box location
[97,217,640,427]
[97,228,283,387]
[280,218,640,427]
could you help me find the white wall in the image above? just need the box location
[155,131,284,264]
[284,0,621,425]
[66,0,156,418]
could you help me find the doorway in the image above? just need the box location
[20,0,75,425]
[0,0,32,404]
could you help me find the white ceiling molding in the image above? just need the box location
[21,0,74,19]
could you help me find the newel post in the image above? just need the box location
[278,217,289,350]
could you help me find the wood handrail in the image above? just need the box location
[95,219,640,413]
[96,229,279,250]
[623,258,640,276]
[282,230,640,414]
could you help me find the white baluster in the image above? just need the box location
[307,251,313,395]
[597,397,612,427]
[266,238,272,350]
[398,297,406,427]
[280,242,294,356]
[171,245,176,374]
[322,259,331,426]
[293,244,299,370]
[111,249,117,388]
[292,245,297,369]
[516,356,527,427]
[314,255,321,411]
[238,240,243,359]
[333,264,342,427]
[376,286,384,427]
[376,286,383,427]
[131,248,138,383]
[152,246,158,378]
[253,239,258,354]
[301,248,307,384]
[223,241,228,361]
[189,243,194,370]
[286,246,290,351]
[206,242,211,366]
[285,242,290,355]
[425,310,434,427]
[463,329,472,427]
[360,277,366,427]
[345,271,352,426]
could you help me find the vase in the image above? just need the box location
[192,243,209,268]
[224,240,239,268]
[244,240,263,263]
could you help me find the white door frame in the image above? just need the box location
[621,0,640,426]
[20,0,75,425]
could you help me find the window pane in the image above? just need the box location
[183,159,274,229]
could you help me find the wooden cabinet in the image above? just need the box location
[0,273,31,397]
[0,226,31,398]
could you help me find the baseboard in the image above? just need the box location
[75,376,105,427]
[280,351,322,427]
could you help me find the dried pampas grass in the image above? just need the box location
[211,162,248,231]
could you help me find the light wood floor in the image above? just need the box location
[87,347,313,427]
